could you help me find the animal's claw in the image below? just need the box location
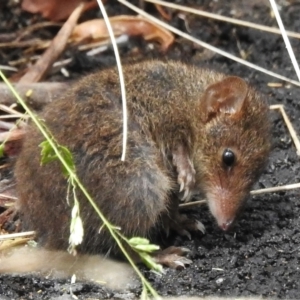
[167,213,206,238]
[195,220,206,234]
[154,246,192,269]
[179,180,184,193]
[173,146,196,203]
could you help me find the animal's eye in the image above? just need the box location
[222,148,235,167]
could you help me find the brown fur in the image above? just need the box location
[15,60,271,256]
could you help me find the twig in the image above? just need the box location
[250,183,300,195]
[0,104,25,117]
[118,0,300,87]
[0,231,35,241]
[0,66,17,72]
[0,39,44,49]
[146,0,300,40]
[0,115,28,119]
[179,199,206,208]
[153,3,171,21]
[0,194,18,200]
[96,0,128,161]
[0,163,10,170]
[0,121,17,130]
[269,0,300,82]
[179,182,300,209]
[16,22,62,42]
[270,104,300,155]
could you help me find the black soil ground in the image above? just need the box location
[1,0,300,299]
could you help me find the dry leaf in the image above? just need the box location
[154,4,172,21]
[19,3,84,83]
[21,0,97,21]
[2,128,26,157]
[71,15,174,51]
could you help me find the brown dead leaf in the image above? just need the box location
[154,4,172,21]
[22,0,98,21]
[0,206,18,232]
[71,15,174,51]
[19,3,85,83]
[1,129,26,157]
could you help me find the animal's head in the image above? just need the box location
[195,76,271,230]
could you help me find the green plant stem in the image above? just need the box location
[0,70,160,299]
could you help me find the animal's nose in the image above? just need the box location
[220,219,234,231]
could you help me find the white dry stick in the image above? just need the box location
[0,231,35,241]
[179,199,206,208]
[0,193,18,200]
[0,114,27,119]
[251,183,300,195]
[180,181,300,208]
[270,104,300,155]
[0,104,26,118]
[269,0,300,82]
[118,0,300,87]
[0,66,17,72]
[96,0,128,161]
[146,0,300,40]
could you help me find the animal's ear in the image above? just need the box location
[200,76,248,123]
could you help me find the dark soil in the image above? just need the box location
[1,0,300,299]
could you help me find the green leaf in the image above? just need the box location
[128,237,150,246]
[59,145,75,174]
[139,253,163,273]
[133,244,160,253]
[0,144,4,158]
[129,237,160,253]
[39,140,75,177]
[40,140,57,165]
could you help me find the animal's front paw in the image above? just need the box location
[172,146,196,202]
[154,246,192,269]
[167,212,205,240]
